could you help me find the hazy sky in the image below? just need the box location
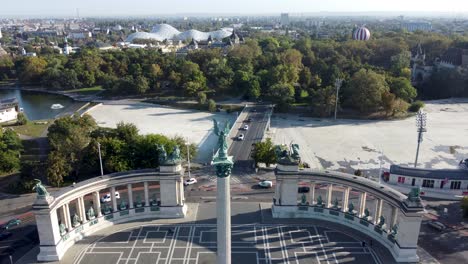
[0,0,467,17]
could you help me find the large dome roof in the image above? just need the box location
[126,24,233,42]
[353,26,371,41]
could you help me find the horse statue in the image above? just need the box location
[32,179,49,197]
[157,145,168,164]
[168,145,181,163]
[291,144,300,160]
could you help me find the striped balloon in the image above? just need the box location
[353,27,371,41]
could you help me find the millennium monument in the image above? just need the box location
[212,119,234,264]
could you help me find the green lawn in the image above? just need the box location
[9,121,50,137]
[63,86,104,95]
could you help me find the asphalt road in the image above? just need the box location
[229,106,271,170]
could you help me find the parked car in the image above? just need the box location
[298,187,310,193]
[258,180,273,188]
[101,192,121,203]
[0,231,12,240]
[428,221,446,231]
[242,125,249,130]
[184,178,198,186]
[237,134,245,141]
[251,109,257,112]
[1,219,21,230]
[245,118,252,122]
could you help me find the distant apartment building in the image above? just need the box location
[403,22,432,32]
[0,98,19,123]
[280,13,290,27]
[68,31,92,39]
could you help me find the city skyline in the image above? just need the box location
[0,0,467,17]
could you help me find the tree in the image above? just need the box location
[381,91,396,116]
[46,151,70,187]
[0,129,22,173]
[18,56,47,83]
[197,92,207,105]
[252,138,277,167]
[133,75,149,94]
[266,83,295,111]
[310,86,336,117]
[345,69,389,113]
[388,77,417,102]
[461,196,468,218]
[207,99,217,112]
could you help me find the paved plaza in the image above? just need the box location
[269,98,468,172]
[87,100,236,162]
[74,224,380,264]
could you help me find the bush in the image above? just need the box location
[207,99,216,112]
[197,92,207,105]
[409,100,425,112]
[16,112,28,125]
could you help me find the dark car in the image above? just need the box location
[0,231,12,240]
[298,187,310,193]
[1,219,21,230]
[245,118,253,122]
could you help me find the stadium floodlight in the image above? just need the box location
[414,110,427,167]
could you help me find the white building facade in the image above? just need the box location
[382,164,468,200]
[0,98,19,123]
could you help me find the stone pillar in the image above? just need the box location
[128,184,134,209]
[342,187,350,212]
[391,206,398,229]
[80,197,86,222]
[160,179,178,206]
[111,187,118,212]
[64,203,71,229]
[326,184,333,208]
[93,191,102,217]
[35,207,62,261]
[374,199,383,224]
[309,183,315,205]
[280,178,298,205]
[59,206,68,230]
[144,181,150,206]
[178,179,185,205]
[358,192,367,217]
[275,180,281,203]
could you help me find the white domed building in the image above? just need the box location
[353,26,371,41]
[126,24,233,43]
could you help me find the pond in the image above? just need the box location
[0,89,86,121]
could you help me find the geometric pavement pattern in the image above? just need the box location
[74,224,381,264]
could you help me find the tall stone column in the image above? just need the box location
[111,187,118,212]
[93,192,102,217]
[128,184,134,209]
[326,184,333,208]
[309,183,315,205]
[212,119,234,264]
[274,180,281,204]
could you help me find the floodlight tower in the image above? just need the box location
[414,110,427,167]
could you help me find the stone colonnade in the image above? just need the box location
[33,164,187,262]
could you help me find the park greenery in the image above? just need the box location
[45,115,197,187]
[0,31,467,116]
[252,138,277,167]
[0,128,23,174]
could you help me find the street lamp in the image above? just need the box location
[97,142,104,176]
[334,78,343,120]
[414,110,427,167]
[186,139,191,179]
